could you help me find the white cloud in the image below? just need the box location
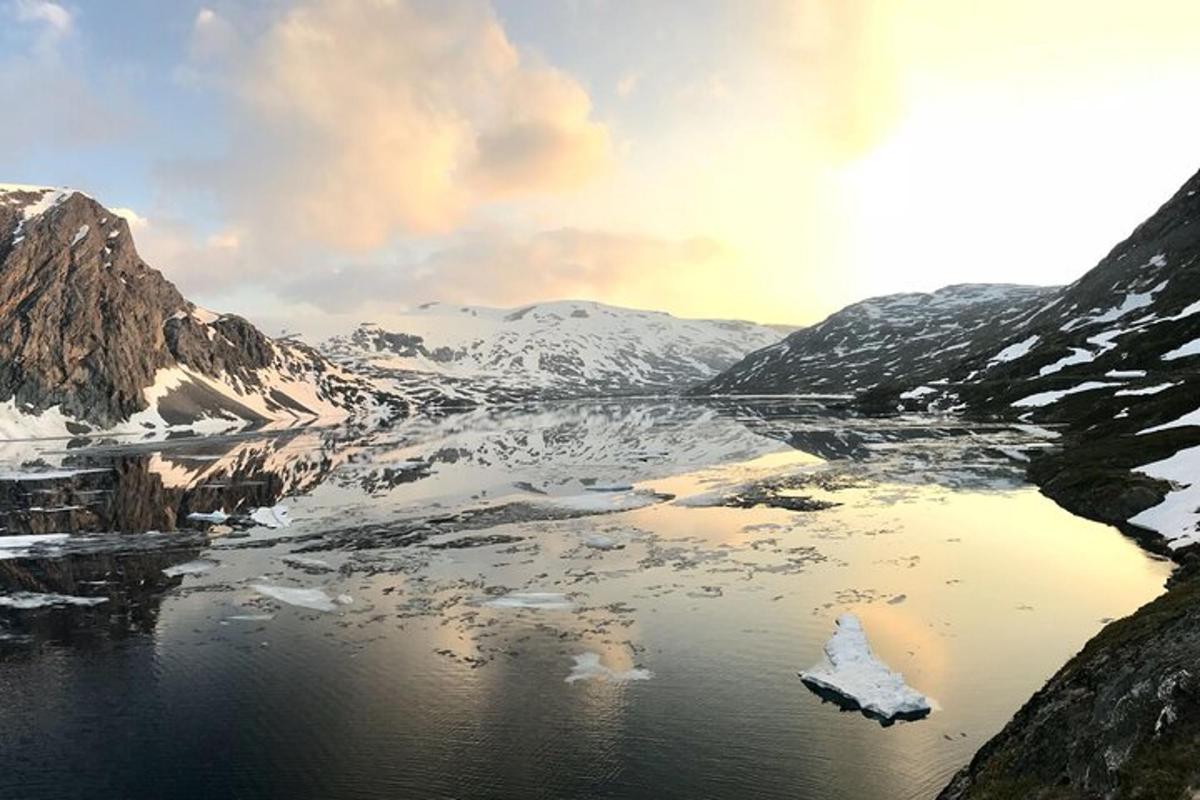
[12,0,72,36]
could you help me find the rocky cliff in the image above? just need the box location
[0,184,400,435]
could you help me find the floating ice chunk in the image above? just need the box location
[800,614,932,724]
[0,533,70,560]
[253,584,347,612]
[541,490,662,513]
[226,613,274,622]
[0,592,108,609]
[187,509,229,524]
[163,559,218,577]
[565,652,653,684]
[249,505,291,529]
[484,592,573,610]
[0,468,108,481]
[583,534,624,551]
[672,488,729,508]
[282,555,334,572]
[585,482,635,492]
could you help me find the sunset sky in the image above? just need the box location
[4,0,1200,335]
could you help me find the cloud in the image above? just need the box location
[178,0,612,256]
[616,72,639,98]
[110,207,147,229]
[276,228,731,315]
[11,0,72,37]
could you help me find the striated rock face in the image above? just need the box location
[0,185,399,432]
[0,187,184,426]
[690,284,1055,396]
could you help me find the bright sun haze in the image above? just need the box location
[2,0,1198,334]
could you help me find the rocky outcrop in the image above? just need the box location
[0,184,400,432]
[939,567,1200,800]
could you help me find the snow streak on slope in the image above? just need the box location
[322,301,787,405]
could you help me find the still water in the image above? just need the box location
[0,401,1170,800]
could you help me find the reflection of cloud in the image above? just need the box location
[175,0,612,257]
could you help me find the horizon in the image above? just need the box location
[4,1,1200,336]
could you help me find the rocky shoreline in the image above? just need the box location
[937,442,1200,799]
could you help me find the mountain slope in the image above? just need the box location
[691,284,1057,396]
[321,300,786,404]
[0,184,401,435]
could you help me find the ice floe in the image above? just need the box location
[250,504,292,528]
[187,509,230,524]
[483,592,573,610]
[0,592,108,609]
[540,490,663,513]
[162,559,218,577]
[564,652,653,684]
[800,614,932,724]
[0,533,70,560]
[252,584,349,612]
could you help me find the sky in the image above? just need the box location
[4,0,1200,337]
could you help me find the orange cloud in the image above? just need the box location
[189,0,611,254]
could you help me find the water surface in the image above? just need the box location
[0,401,1171,800]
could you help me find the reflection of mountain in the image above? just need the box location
[0,429,355,535]
[704,399,1049,490]
[338,401,779,497]
[0,546,202,647]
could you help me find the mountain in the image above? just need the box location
[0,184,401,436]
[320,300,786,404]
[691,284,1056,396]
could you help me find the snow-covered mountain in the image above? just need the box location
[0,184,404,436]
[321,301,787,404]
[691,284,1056,396]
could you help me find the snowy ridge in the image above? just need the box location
[694,284,1055,396]
[322,300,786,404]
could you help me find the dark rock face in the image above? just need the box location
[939,569,1200,800]
[0,189,184,425]
[691,284,1056,396]
[0,186,395,429]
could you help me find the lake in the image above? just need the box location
[0,400,1171,800]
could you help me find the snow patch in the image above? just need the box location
[1129,446,1200,548]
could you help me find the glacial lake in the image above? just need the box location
[0,400,1171,800]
